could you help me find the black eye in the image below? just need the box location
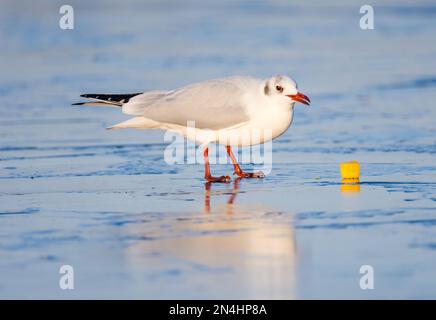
[276,85,283,92]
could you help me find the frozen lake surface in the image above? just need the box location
[0,0,435,299]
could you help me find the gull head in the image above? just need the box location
[264,75,310,106]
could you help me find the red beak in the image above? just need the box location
[286,92,311,105]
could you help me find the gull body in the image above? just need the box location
[74,75,310,182]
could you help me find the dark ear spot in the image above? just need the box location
[264,83,270,95]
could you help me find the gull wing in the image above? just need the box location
[122,78,252,130]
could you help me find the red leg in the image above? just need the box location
[226,146,265,178]
[204,147,231,183]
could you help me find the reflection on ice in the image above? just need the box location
[341,183,361,193]
[0,0,435,299]
[124,181,297,299]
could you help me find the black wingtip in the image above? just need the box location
[78,93,142,103]
[71,102,85,106]
[80,94,99,98]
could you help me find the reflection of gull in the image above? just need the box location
[204,178,241,214]
[74,75,310,182]
[124,181,297,299]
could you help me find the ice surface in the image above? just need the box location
[0,0,435,299]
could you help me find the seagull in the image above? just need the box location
[73,75,310,182]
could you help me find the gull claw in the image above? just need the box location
[206,175,231,183]
[254,171,265,178]
[234,171,265,179]
[222,175,232,183]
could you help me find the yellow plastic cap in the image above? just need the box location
[340,161,360,181]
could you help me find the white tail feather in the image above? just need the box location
[107,117,161,130]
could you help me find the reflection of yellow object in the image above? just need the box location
[340,161,360,182]
[341,183,361,193]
